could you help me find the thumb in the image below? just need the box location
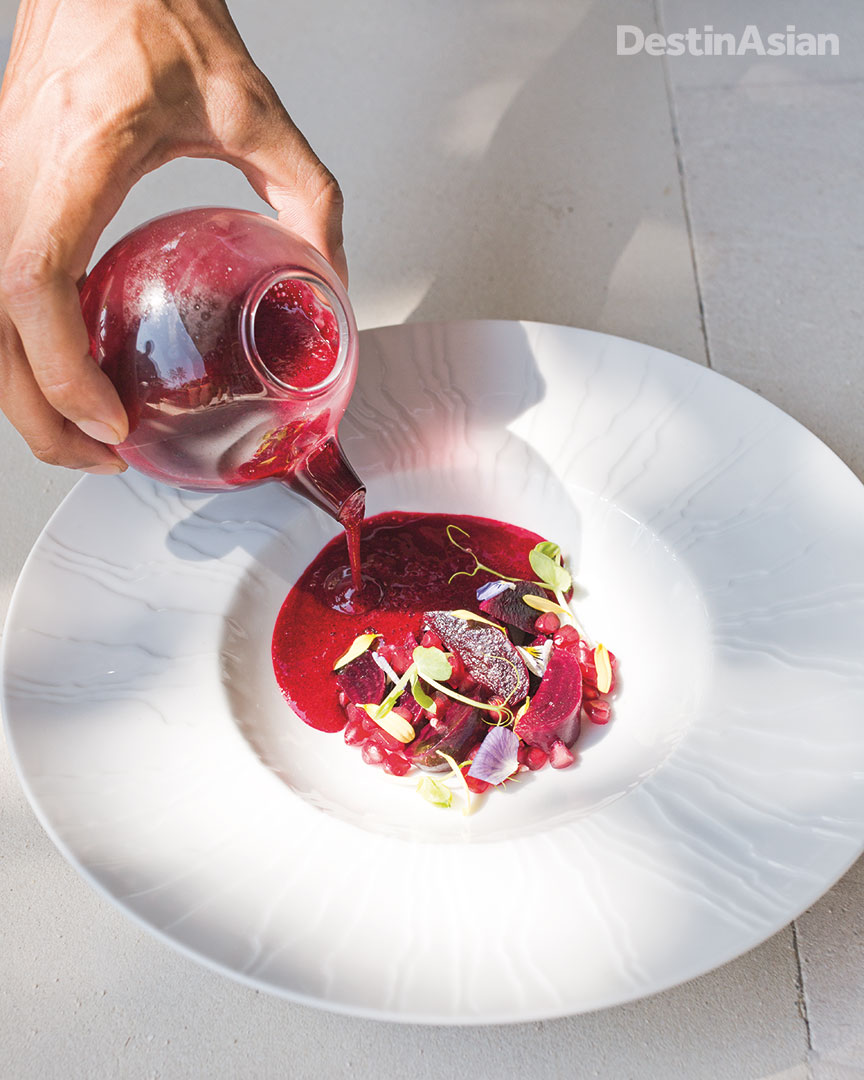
[229,107,348,287]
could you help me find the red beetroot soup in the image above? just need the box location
[272,512,545,734]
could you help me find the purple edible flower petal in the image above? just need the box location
[467,725,520,785]
[475,579,514,603]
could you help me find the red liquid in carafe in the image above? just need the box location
[80,208,365,587]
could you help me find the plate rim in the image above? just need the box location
[4,317,864,1024]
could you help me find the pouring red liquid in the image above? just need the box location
[80,206,366,587]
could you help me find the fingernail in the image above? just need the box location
[77,419,123,445]
[82,462,125,475]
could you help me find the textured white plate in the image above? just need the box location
[4,320,864,1023]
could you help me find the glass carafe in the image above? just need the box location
[80,206,365,529]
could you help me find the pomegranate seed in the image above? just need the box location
[517,741,531,766]
[526,746,549,771]
[586,700,611,725]
[488,694,506,723]
[344,719,366,745]
[368,726,403,752]
[553,625,580,650]
[448,652,467,683]
[361,714,379,732]
[338,691,348,707]
[549,740,575,769]
[345,703,367,725]
[383,752,412,777]
[361,742,386,766]
[534,612,560,635]
[421,630,444,650]
[462,765,491,794]
[582,684,599,700]
[378,641,413,675]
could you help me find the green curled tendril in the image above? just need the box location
[445,525,527,586]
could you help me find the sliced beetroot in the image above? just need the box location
[478,580,547,634]
[514,646,582,753]
[334,651,386,706]
[406,702,488,771]
[422,611,530,703]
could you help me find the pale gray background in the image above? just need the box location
[1,1,863,1077]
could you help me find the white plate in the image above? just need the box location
[4,320,864,1023]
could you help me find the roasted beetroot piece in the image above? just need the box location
[478,581,548,634]
[334,651,386,706]
[406,702,489,771]
[422,611,530,703]
[514,646,582,753]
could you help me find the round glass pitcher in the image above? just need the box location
[79,206,364,525]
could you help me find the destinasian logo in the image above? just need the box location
[617,24,840,57]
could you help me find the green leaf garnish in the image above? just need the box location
[373,663,416,720]
[446,525,526,585]
[437,751,472,815]
[332,633,380,671]
[413,645,453,683]
[529,545,572,593]
[416,774,452,808]
[411,673,435,711]
[534,541,561,561]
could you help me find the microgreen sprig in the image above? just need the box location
[437,751,472,815]
[528,542,572,594]
[372,663,416,720]
[446,525,527,586]
[416,773,452,808]
[410,644,516,724]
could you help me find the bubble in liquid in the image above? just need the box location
[323,566,383,615]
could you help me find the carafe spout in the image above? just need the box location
[289,436,366,526]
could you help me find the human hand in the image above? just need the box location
[0,0,345,472]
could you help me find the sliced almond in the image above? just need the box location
[448,608,505,631]
[594,643,612,694]
[361,702,415,743]
[521,594,571,619]
[333,633,380,671]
